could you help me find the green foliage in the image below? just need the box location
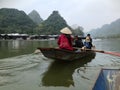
[0,8,37,34]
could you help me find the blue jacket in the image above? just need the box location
[84,42,92,49]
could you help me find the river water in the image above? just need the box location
[0,39,120,90]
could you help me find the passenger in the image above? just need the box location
[84,35,93,49]
[73,35,84,48]
[57,27,74,51]
[86,34,92,43]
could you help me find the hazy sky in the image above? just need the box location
[0,0,120,32]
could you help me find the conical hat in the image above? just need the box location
[60,27,72,34]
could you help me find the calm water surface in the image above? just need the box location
[0,39,120,90]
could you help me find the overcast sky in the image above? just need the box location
[0,0,120,32]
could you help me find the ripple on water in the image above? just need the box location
[72,52,120,89]
[0,53,52,86]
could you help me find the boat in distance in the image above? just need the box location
[38,47,95,61]
[93,69,120,90]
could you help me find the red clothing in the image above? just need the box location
[57,34,73,50]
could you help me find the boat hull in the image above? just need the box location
[93,69,120,90]
[39,48,95,61]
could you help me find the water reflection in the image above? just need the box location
[41,53,96,87]
[0,40,57,59]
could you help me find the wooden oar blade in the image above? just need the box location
[89,49,120,57]
[104,51,120,57]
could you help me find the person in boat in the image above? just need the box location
[73,35,84,48]
[57,27,74,51]
[86,34,92,43]
[83,34,93,49]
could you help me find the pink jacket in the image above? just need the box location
[57,34,73,50]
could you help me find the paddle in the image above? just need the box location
[74,47,120,57]
[85,48,120,57]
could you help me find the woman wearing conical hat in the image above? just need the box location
[57,27,74,50]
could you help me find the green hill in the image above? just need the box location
[0,8,37,34]
[38,11,69,35]
[28,10,43,24]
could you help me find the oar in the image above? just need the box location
[103,51,120,57]
[74,47,120,57]
[85,48,120,57]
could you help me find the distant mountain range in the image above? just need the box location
[0,8,87,36]
[89,18,120,38]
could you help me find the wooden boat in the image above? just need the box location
[38,47,95,61]
[93,69,120,90]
